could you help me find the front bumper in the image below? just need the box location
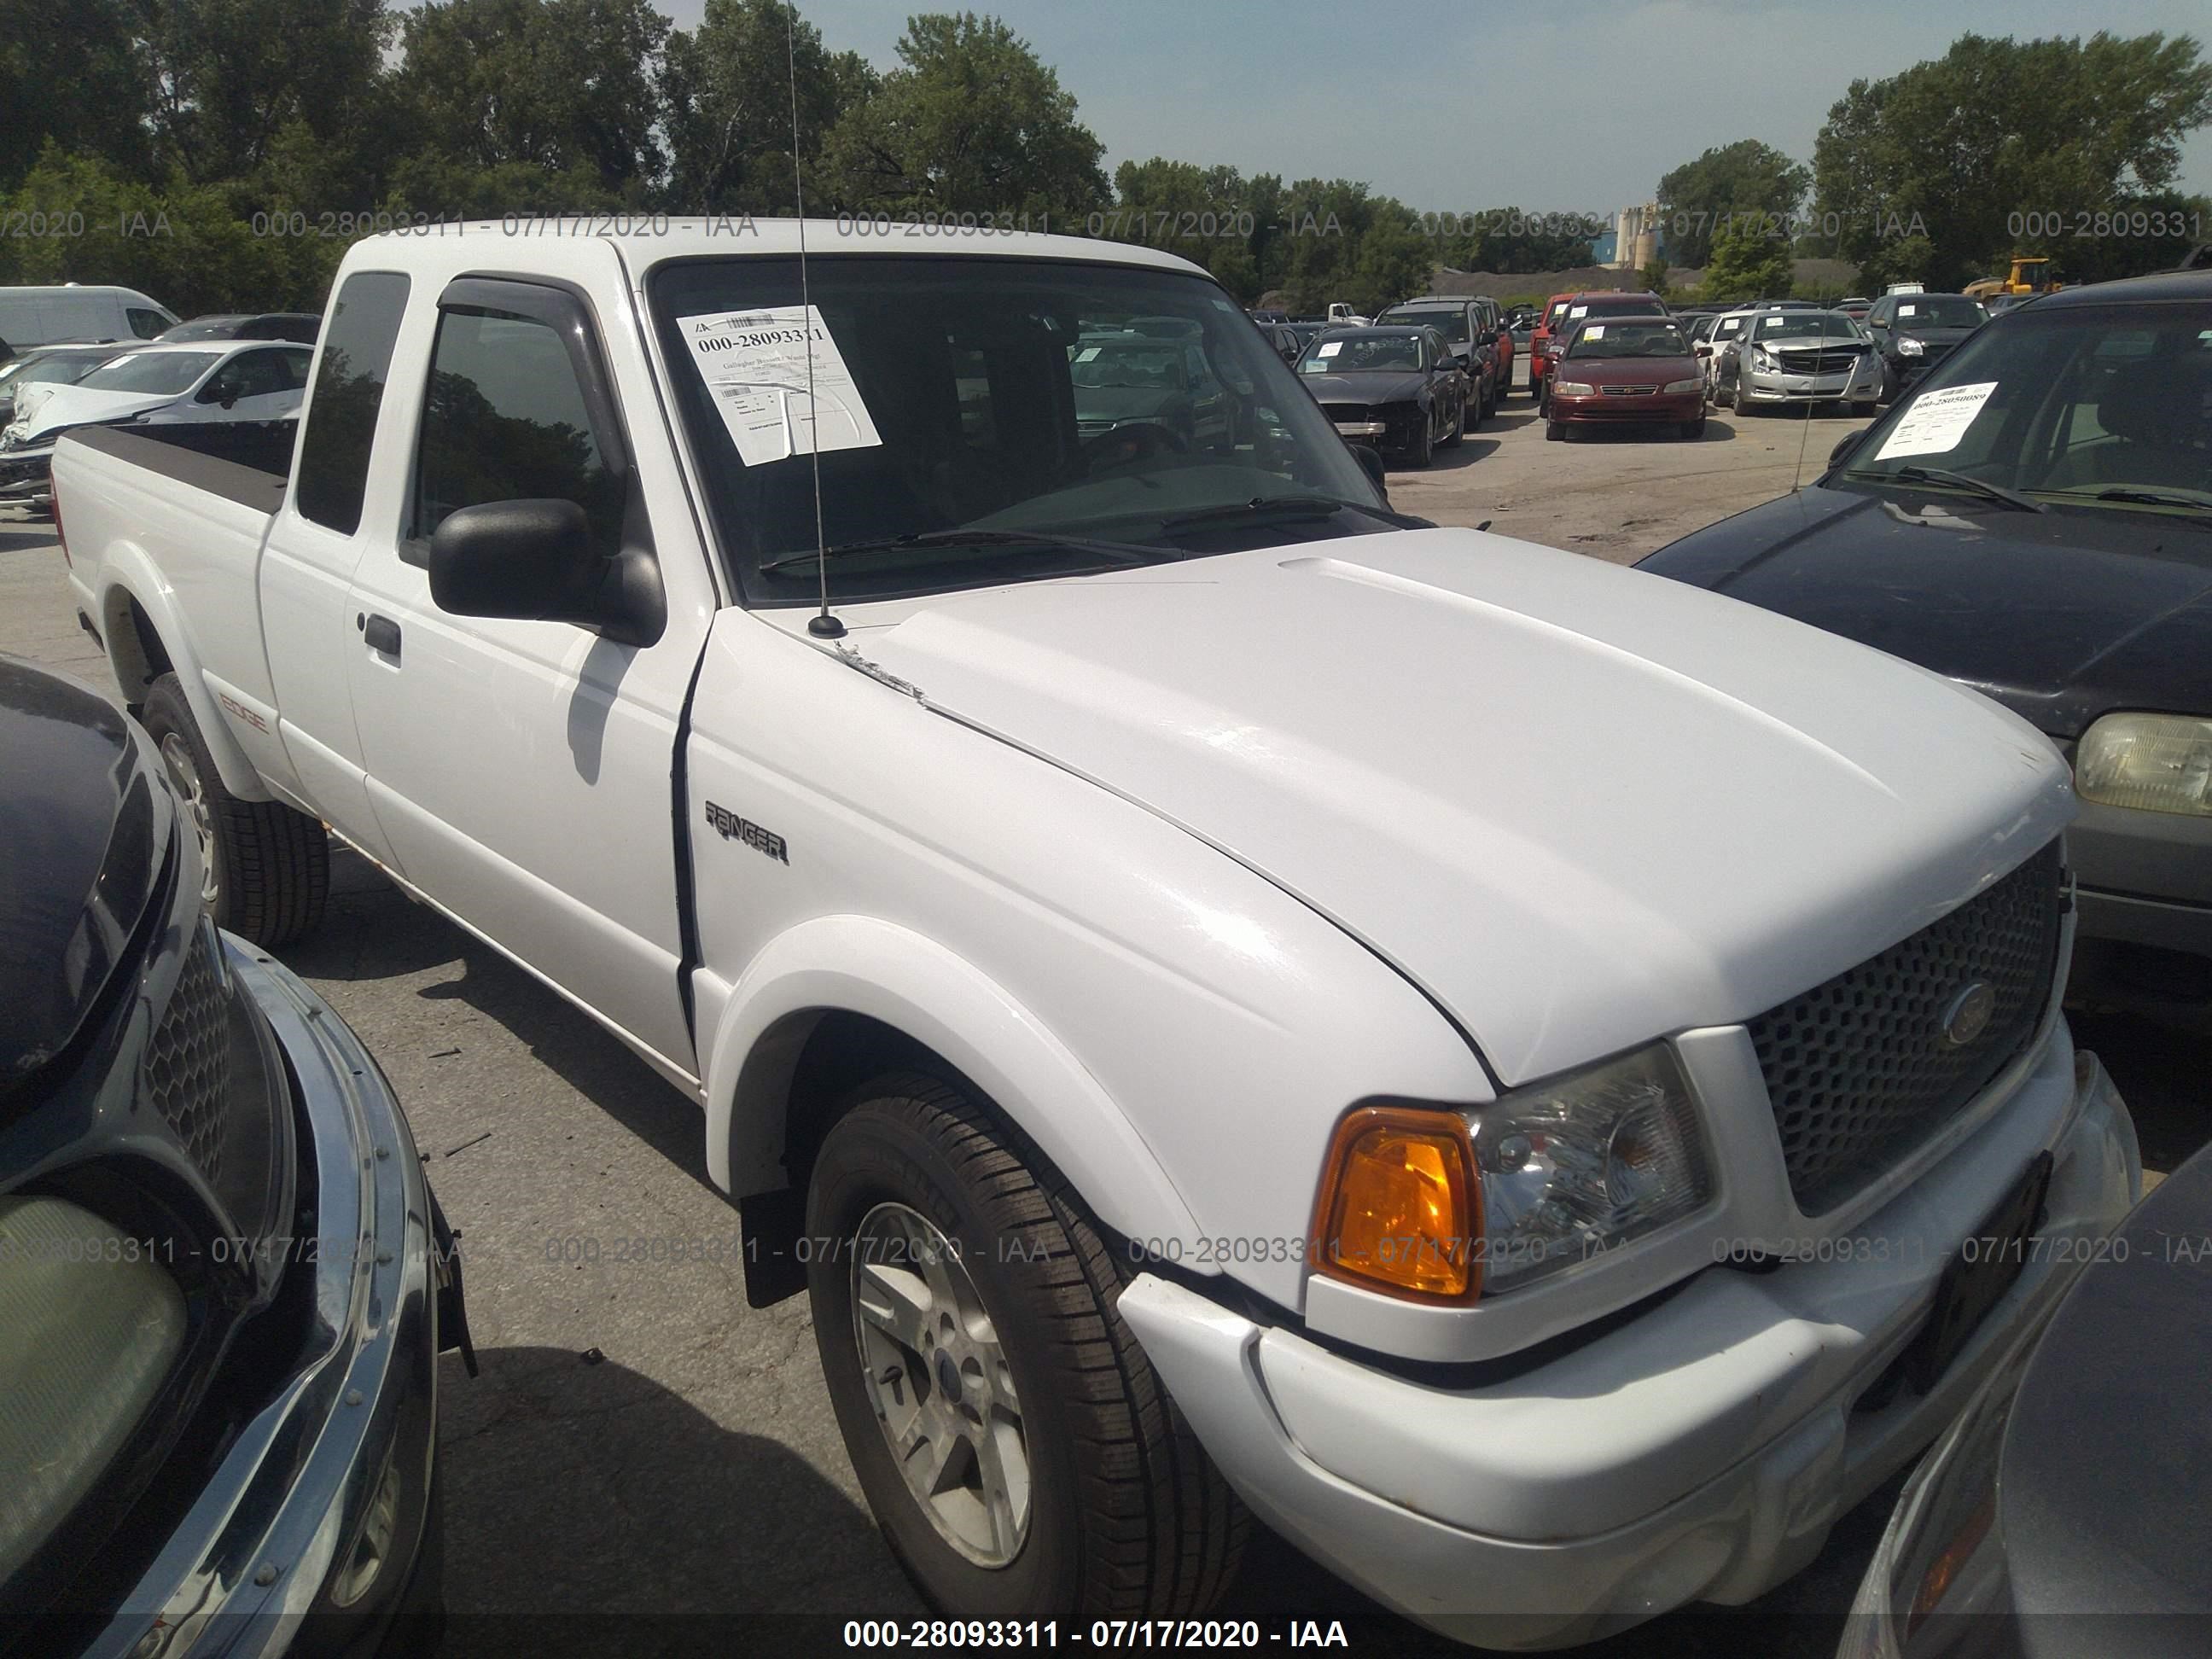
[1121,1037,2138,1650]
[1741,364,1881,404]
[83,940,458,1659]
[2066,796,2212,961]
[0,442,55,506]
[1551,391,1703,424]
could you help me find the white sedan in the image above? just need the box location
[3,339,311,449]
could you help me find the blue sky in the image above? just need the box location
[663,0,2212,212]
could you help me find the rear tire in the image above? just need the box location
[140,672,328,946]
[806,1073,1247,1620]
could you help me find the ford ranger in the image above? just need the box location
[48,220,2141,1647]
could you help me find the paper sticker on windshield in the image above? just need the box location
[1760,315,1789,329]
[1582,324,1604,340]
[1875,381,1998,461]
[1569,306,1588,317]
[1318,341,1342,357]
[1898,304,1918,317]
[678,306,882,467]
[1074,346,1101,362]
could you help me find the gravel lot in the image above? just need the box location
[3,399,2201,1655]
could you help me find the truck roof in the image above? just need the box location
[348,217,1213,282]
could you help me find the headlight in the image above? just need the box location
[1554,380,1597,397]
[1311,1043,1715,1304]
[0,1196,188,1582]
[2075,712,2212,816]
[1897,336,1925,357]
[0,427,24,451]
[1751,346,1778,370]
[1662,378,1703,394]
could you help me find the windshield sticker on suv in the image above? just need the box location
[1582,324,1604,340]
[678,306,882,468]
[1318,341,1342,357]
[1569,306,1588,317]
[1876,381,1999,460]
[1898,304,1918,317]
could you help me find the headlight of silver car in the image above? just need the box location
[1897,336,1925,357]
[0,1196,187,1583]
[2075,712,2212,817]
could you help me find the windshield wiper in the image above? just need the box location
[2037,486,2212,514]
[1154,494,1426,536]
[1844,465,2044,513]
[759,527,1164,575]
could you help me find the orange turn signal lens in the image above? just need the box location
[1310,1106,1482,1303]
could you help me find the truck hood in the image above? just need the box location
[1637,482,2212,738]
[11,384,180,444]
[861,528,2075,1084]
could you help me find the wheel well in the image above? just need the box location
[105,591,172,707]
[732,1010,939,1307]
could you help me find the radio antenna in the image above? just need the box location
[787,0,842,638]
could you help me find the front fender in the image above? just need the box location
[96,547,268,800]
[704,914,1208,1261]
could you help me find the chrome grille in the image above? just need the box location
[1775,349,1863,375]
[1598,385,1658,396]
[144,925,230,1184]
[1749,842,2064,1215]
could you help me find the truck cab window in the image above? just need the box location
[409,309,624,557]
[297,271,410,535]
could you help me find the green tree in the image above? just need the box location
[392,0,672,203]
[135,0,393,186]
[819,12,1109,219]
[1656,140,1809,267]
[661,0,877,212]
[0,0,155,189]
[1699,218,1794,301]
[1813,31,2212,290]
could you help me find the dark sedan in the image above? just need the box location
[1864,291,1988,402]
[1641,271,2212,990]
[154,313,323,346]
[1844,1134,2203,1659]
[0,655,469,1654]
[1545,315,1703,439]
[1295,326,1467,467]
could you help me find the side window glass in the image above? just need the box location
[410,306,624,558]
[297,271,410,535]
[126,308,166,340]
[279,348,312,392]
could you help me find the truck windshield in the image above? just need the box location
[649,255,1390,606]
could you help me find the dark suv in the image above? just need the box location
[1373,297,1505,422]
[1862,292,1988,402]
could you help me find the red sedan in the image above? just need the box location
[1545,315,1706,439]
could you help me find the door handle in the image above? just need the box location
[360,612,402,659]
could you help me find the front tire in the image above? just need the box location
[806,1073,1246,1620]
[1732,375,1754,417]
[140,672,328,946]
[1441,396,1465,447]
[1545,419,1567,441]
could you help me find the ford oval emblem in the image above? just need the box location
[1941,982,1997,1047]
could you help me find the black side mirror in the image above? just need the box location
[1828,431,1862,469]
[1351,443,1388,492]
[429,498,666,647]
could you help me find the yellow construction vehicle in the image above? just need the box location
[1965,256,2063,300]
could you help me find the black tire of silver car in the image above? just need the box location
[1732,374,1754,416]
[806,1072,1248,1620]
[141,672,329,946]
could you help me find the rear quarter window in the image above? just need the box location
[295,271,410,535]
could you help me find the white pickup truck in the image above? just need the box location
[50,222,2139,1647]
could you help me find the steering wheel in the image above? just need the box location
[1084,421,1190,469]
